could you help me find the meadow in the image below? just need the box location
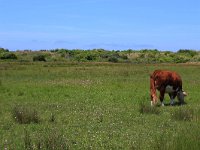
[0,61,200,149]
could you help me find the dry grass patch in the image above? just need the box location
[12,105,40,124]
[139,102,160,115]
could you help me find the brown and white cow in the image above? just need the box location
[150,70,187,106]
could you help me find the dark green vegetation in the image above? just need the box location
[1,47,200,63]
[0,61,200,149]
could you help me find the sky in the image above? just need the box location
[0,0,200,51]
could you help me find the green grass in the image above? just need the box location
[0,62,200,149]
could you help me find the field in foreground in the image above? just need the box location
[0,62,200,149]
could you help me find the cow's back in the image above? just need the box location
[151,70,182,90]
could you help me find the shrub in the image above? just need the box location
[0,48,9,53]
[173,55,190,63]
[85,54,97,61]
[108,56,119,63]
[190,54,200,62]
[177,49,198,57]
[0,53,17,59]
[99,52,111,59]
[33,55,46,61]
[12,105,40,124]
[74,54,86,62]
[120,54,128,60]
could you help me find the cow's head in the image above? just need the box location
[151,93,158,106]
[177,90,187,104]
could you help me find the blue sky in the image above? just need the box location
[0,0,200,51]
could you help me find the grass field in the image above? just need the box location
[0,62,200,149]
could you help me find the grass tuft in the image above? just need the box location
[171,108,196,121]
[24,129,32,149]
[49,113,56,123]
[12,105,40,124]
[139,102,160,115]
[23,128,69,150]
[44,129,68,150]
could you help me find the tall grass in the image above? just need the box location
[154,107,200,149]
[23,128,69,150]
[171,107,199,122]
[139,102,160,115]
[154,124,200,150]
[12,105,40,124]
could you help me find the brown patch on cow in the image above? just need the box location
[150,70,186,106]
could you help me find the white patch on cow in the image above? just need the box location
[165,85,174,93]
[183,91,187,96]
[151,101,153,106]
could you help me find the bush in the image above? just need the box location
[190,54,200,62]
[177,49,198,57]
[0,53,17,59]
[33,55,46,61]
[0,48,9,53]
[120,54,128,60]
[108,56,119,63]
[173,55,190,63]
[85,54,97,61]
[74,54,86,62]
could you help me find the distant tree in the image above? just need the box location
[177,49,198,57]
[0,53,17,59]
[120,54,128,60]
[33,55,46,61]
[108,56,119,63]
[127,49,133,55]
[140,49,158,53]
[85,54,96,61]
[0,48,9,53]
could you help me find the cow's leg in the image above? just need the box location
[169,93,175,105]
[150,77,157,106]
[151,100,153,106]
[151,93,157,106]
[159,87,165,106]
[170,92,177,105]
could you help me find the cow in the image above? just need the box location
[150,70,187,106]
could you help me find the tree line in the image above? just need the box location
[0,47,200,63]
